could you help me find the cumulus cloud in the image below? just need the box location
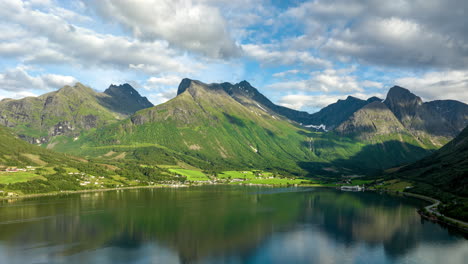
[0,90,38,101]
[148,90,178,106]
[285,0,468,69]
[278,94,344,110]
[242,44,331,68]
[395,70,468,103]
[138,75,184,105]
[273,69,300,78]
[89,0,241,59]
[267,67,380,93]
[0,66,77,92]
[0,0,198,74]
[145,76,183,88]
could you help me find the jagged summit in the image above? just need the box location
[101,83,153,115]
[176,78,260,98]
[386,86,422,104]
[105,83,138,95]
[344,96,361,101]
[176,78,194,95]
[367,96,382,103]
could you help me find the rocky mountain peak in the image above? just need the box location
[176,78,194,95]
[384,85,423,122]
[102,83,153,114]
[366,96,382,103]
[386,86,422,104]
[237,80,253,89]
[345,96,360,101]
[105,83,138,96]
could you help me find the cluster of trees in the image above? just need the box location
[116,164,183,183]
[2,160,191,194]
[439,201,468,222]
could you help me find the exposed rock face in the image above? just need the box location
[0,82,153,145]
[177,79,468,143]
[178,79,313,125]
[102,83,153,115]
[51,121,74,136]
[304,96,382,130]
[426,100,468,132]
[384,86,468,137]
[384,86,423,120]
[335,102,405,140]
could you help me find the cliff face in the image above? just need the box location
[384,86,468,138]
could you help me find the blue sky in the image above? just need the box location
[1,0,467,113]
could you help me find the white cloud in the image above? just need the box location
[0,0,198,74]
[242,44,331,68]
[137,75,183,105]
[284,0,468,69]
[267,67,379,93]
[148,90,177,105]
[89,0,241,59]
[361,80,383,89]
[273,69,300,78]
[395,70,468,103]
[0,66,77,92]
[144,76,183,90]
[278,94,344,110]
[0,90,38,100]
[25,0,52,7]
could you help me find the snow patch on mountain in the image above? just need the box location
[303,124,328,131]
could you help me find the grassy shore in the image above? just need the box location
[0,184,188,201]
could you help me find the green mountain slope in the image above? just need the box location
[393,125,468,198]
[55,79,434,175]
[196,81,467,145]
[188,79,381,131]
[388,125,468,221]
[0,125,81,167]
[0,83,152,146]
[62,79,315,172]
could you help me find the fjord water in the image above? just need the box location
[0,186,466,264]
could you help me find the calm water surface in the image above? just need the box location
[0,186,466,264]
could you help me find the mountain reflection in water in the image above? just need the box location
[0,186,466,264]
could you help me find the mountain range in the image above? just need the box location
[0,79,467,176]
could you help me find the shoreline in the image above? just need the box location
[373,189,468,233]
[0,182,331,201]
[0,184,188,201]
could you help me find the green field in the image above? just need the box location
[218,170,275,179]
[169,169,209,181]
[230,178,315,185]
[0,172,46,184]
[373,179,412,192]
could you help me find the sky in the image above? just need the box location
[0,0,467,113]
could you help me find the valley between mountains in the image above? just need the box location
[0,79,467,223]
